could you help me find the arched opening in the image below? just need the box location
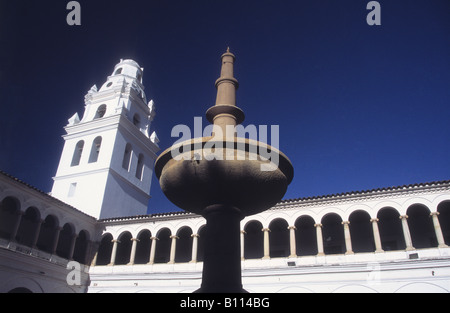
[349,210,375,253]
[73,230,89,264]
[135,229,151,264]
[437,201,450,245]
[115,231,132,265]
[135,153,144,180]
[94,104,107,119]
[295,215,317,256]
[37,215,59,253]
[377,207,405,251]
[269,218,290,258]
[154,228,171,264]
[8,287,32,293]
[96,233,113,265]
[114,68,122,75]
[56,223,74,259]
[133,113,141,128]
[244,220,263,259]
[88,136,102,163]
[16,207,40,247]
[407,204,437,249]
[175,226,193,263]
[197,225,207,262]
[71,140,84,166]
[0,196,20,240]
[321,213,345,255]
[122,143,132,171]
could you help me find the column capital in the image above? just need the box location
[191,233,200,238]
[111,239,120,243]
[131,238,140,242]
[287,225,297,230]
[430,212,440,216]
[314,223,322,228]
[170,235,179,240]
[240,230,247,234]
[399,214,409,220]
[261,228,271,232]
[342,221,350,225]
[150,236,159,241]
[370,218,379,223]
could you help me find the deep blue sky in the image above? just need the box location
[1,0,449,214]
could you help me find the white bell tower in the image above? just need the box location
[51,59,160,219]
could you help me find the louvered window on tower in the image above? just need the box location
[122,143,132,171]
[94,104,106,119]
[136,153,144,180]
[71,140,84,166]
[88,136,102,163]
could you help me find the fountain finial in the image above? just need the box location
[206,48,244,138]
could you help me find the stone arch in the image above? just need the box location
[317,207,345,224]
[349,210,375,253]
[243,220,264,259]
[36,214,59,253]
[56,223,75,259]
[268,218,290,258]
[0,196,21,240]
[154,228,171,264]
[115,231,132,265]
[345,204,376,221]
[294,215,317,256]
[175,226,193,263]
[377,207,406,251]
[406,204,437,248]
[16,206,41,247]
[321,213,345,255]
[135,229,152,264]
[321,213,346,254]
[73,230,90,264]
[242,214,266,230]
[265,211,293,228]
[96,233,113,265]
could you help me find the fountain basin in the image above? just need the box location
[155,136,294,217]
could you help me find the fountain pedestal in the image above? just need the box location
[196,204,245,293]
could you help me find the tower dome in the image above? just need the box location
[112,59,144,83]
[98,59,145,96]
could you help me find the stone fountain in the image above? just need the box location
[154,48,294,293]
